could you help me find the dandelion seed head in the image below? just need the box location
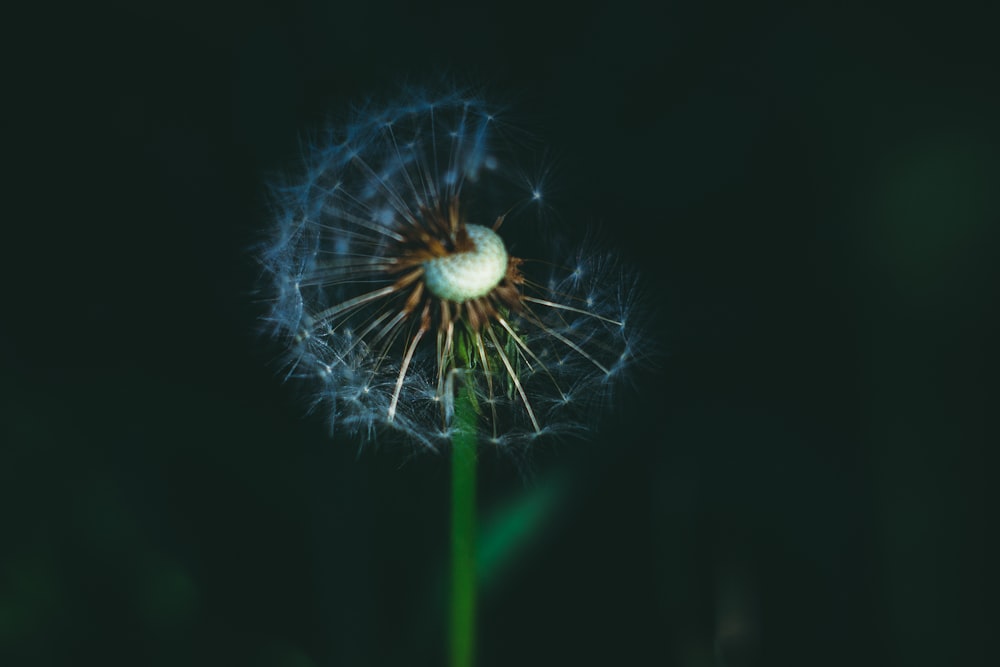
[258,84,643,450]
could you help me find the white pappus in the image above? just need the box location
[259,85,643,451]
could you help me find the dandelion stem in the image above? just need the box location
[450,336,477,667]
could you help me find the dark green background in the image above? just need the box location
[3,1,994,665]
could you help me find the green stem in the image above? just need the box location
[450,345,477,667]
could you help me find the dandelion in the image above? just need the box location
[258,84,643,667]
[259,86,640,451]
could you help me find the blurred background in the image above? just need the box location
[2,1,994,665]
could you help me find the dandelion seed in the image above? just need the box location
[259,85,641,449]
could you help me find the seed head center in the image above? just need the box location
[422,224,508,302]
